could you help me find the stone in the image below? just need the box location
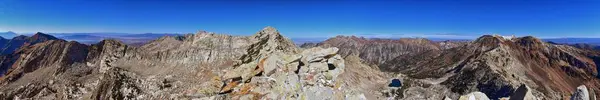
[309,62,329,72]
[262,55,281,76]
[327,55,343,67]
[220,81,240,93]
[326,55,345,79]
[303,86,335,100]
[302,47,339,63]
[444,96,453,100]
[263,52,301,76]
[572,85,590,100]
[283,54,302,63]
[345,93,368,100]
[509,84,536,100]
[222,62,257,81]
[458,92,490,100]
[286,62,300,73]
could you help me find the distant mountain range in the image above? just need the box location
[0,31,18,39]
[1,32,183,46]
[544,38,600,45]
[4,31,600,47]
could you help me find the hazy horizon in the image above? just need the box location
[1,0,599,39]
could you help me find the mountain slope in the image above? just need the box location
[304,36,443,66]
[0,27,388,100]
[0,32,59,55]
[382,35,600,99]
[0,32,61,75]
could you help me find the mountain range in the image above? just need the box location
[0,27,598,100]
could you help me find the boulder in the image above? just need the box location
[222,62,257,81]
[458,92,490,100]
[262,53,282,76]
[327,55,345,79]
[572,85,590,100]
[509,84,536,100]
[302,47,339,63]
[444,96,453,100]
[309,62,330,72]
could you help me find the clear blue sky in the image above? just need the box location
[0,0,599,38]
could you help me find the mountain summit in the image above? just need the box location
[0,32,60,55]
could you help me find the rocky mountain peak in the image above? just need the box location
[514,36,545,49]
[474,35,503,44]
[31,32,57,39]
[471,35,514,51]
[28,32,59,43]
[240,26,298,64]
[252,26,282,39]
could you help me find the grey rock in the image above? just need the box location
[572,85,590,100]
[510,84,537,100]
[458,92,490,100]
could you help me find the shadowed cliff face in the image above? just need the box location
[589,56,600,78]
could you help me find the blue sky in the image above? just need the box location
[0,0,599,39]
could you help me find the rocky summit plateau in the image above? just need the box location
[0,26,599,100]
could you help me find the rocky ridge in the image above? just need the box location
[1,27,599,100]
[303,36,444,67]
[0,32,61,75]
[0,27,388,100]
[382,35,600,99]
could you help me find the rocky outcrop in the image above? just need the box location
[86,39,134,73]
[0,32,60,75]
[0,40,89,83]
[218,46,347,99]
[206,27,382,99]
[92,67,142,100]
[0,32,59,55]
[510,84,537,100]
[239,26,299,64]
